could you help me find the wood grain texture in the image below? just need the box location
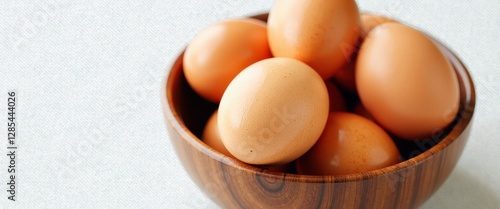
[160,13,475,209]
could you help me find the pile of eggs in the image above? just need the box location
[183,0,459,175]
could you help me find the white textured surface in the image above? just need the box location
[0,0,499,208]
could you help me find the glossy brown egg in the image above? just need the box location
[218,57,329,165]
[202,110,234,158]
[296,112,401,175]
[267,0,360,79]
[356,23,460,140]
[360,13,397,38]
[183,18,272,103]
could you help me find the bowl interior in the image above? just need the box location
[163,14,475,182]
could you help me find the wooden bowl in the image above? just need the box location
[161,13,475,209]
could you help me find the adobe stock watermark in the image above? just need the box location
[188,159,249,208]
[53,70,163,180]
[188,196,213,209]
[385,1,404,17]
[220,0,238,7]
[339,1,405,63]
[6,0,65,52]
[385,102,474,192]
[236,105,298,162]
[476,75,500,97]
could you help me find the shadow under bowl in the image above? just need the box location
[161,13,476,209]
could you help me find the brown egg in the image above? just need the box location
[325,80,346,112]
[296,112,401,175]
[356,23,460,139]
[183,18,272,103]
[203,110,295,172]
[202,110,234,158]
[218,57,329,165]
[267,0,360,79]
[360,13,397,38]
[202,110,296,172]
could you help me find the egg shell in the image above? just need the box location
[360,13,397,38]
[218,57,329,165]
[267,0,360,79]
[183,18,272,103]
[203,110,294,173]
[296,112,401,175]
[332,13,397,92]
[202,110,235,158]
[356,23,460,139]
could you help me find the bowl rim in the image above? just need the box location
[160,13,476,183]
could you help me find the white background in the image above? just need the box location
[0,0,499,208]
